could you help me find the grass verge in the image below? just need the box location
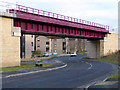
[109,72,120,80]
[41,58,51,61]
[77,52,86,55]
[1,63,52,72]
[22,57,51,62]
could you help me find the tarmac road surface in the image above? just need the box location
[2,54,118,88]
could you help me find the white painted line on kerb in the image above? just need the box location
[4,64,67,78]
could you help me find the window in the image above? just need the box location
[46,45,49,48]
[37,45,40,47]
[31,51,34,57]
[54,50,57,52]
[31,42,33,46]
[22,42,25,46]
[37,38,40,41]
[54,44,57,47]
[63,50,66,53]
[46,48,49,52]
[22,52,25,58]
[46,39,49,42]
[46,39,49,44]
[63,39,66,42]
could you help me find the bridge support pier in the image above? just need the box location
[87,33,118,58]
[0,12,21,67]
[87,40,101,58]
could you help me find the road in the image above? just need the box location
[2,54,118,88]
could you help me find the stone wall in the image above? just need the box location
[87,40,100,58]
[0,16,21,67]
[103,33,118,55]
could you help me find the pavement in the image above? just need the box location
[88,79,119,89]
[92,79,119,87]
[2,54,119,89]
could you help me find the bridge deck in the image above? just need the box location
[9,4,109,39]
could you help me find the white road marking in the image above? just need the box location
[4,64,67,78]
[88,63,93,70]
[84,61,93,70]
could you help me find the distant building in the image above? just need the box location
[36,36,66,54]
[65,38,87,53]
[20,34,35,58]
[36,36,87,54]
[20,35,87,59]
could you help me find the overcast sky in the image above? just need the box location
[0,0,119,31]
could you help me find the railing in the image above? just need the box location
[16,4,109,30]
[0,1,16,14]
[0,1,109,30]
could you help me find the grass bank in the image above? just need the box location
[1,63,52,72]
[95,52,120,66]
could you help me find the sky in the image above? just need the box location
[0,0,119,32]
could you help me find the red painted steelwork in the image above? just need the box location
[14,19,105,39]
[10,9,108,33]
[15,4,109,31]
[9,4,109,39]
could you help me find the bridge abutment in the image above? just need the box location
[0,12,21,67]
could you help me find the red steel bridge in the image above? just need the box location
[8,4,109,39]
